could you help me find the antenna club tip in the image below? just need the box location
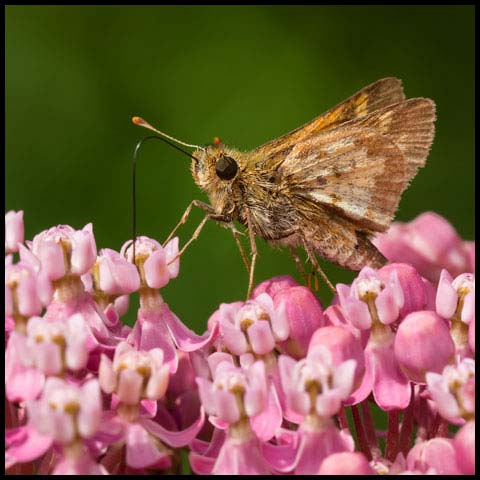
[132,116,143,125]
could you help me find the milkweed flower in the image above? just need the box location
[5,253,52,335]
[373,212,474,283]
[192,354,273,474]
[318,451,375,475]
[29,224,97,280]
[3,210,476,474]
[425,358,475,424]
[6,378,106,475]
[336,266,411,410]
[394,311,455,383]
[436,270,474,354]
[406,437,462,475]
[213,294,289,357]
[10,313,90,377]
[123,237,217,373]
[98,341,205,471]
[277,345,356,474]
[453,421,475,475]
[5,210,24,254]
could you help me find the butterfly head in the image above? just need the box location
[191,141,241,210]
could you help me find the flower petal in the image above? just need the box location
[140,406,205,447]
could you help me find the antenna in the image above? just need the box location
[132,116,204,151]
[130,134,199,266]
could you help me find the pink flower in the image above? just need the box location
[5,377,141,474]
[29,223,97,279]
[373,212,474,283]
[5,336,45,402]
[425,358,475,423]
[192,355,277,475]
[11,313,91,376]
[336,267,411,410]
[308,326,366,393]
[215,294,289,356]
[337,266,404,330]
[469,317,475,353]
[252,275,300,298]
[3,210,476,474]
[453,421,475,475]
[394,311,455,383]
[52,446,108,475]
[129,297,218,373]
[353,333,411,410]
[318,451,375,474]
[28,377,102,443]
[436,271,475,355]
[98,340,206,471]
[5,210,24,253]
[43,282,122,353]
[120,236,179,289]
[406,437,461,474]
[165,351,203,430]
[197,354,267,426]
[102,409,206,471]
[279,345,356,419]
[123,236,217,372]
[99,341,170,404]
[378,263,434,318]
[6,378,104,472]
[90,248,141,298]
[190,428,273,475]
[436,271,475,323]
[273,286,326,359]
[5,257,52,333]
[269,421,355,474]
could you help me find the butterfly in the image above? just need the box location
[133,77,436,295]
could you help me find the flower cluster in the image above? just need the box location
[5,210,475,474]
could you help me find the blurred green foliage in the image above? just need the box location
[6,6,474,331]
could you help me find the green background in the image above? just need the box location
[6,5,474,331]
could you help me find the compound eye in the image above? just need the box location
[215,155,238,180]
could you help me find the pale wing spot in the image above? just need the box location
[379,111,394,131]
[308,191,369,219]
[324,138,354,155]
[354,92,369,117]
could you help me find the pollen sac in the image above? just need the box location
[215,155,238,180]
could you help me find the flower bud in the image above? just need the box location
[274,286,325,358]
[308,326,365,391]
[319,452,375,475]
[453,421,475,475]
[395,311,455,383]
[378,263,429,318]
[252,275,300,299]
[5,211,24,253]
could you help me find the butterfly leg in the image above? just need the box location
[230,225,251,275]
[245,210,258,299]
[167,212,231,265]
[288,246,311,287]
[302,240,336,293]
[163,200,215,247]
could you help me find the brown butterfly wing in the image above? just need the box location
[270,99,435,271]
[251,77,406,164]
[280,98,436,231]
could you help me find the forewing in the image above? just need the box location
[280,125,406,233]
[276,98,435,233]
[251,77,405,163]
